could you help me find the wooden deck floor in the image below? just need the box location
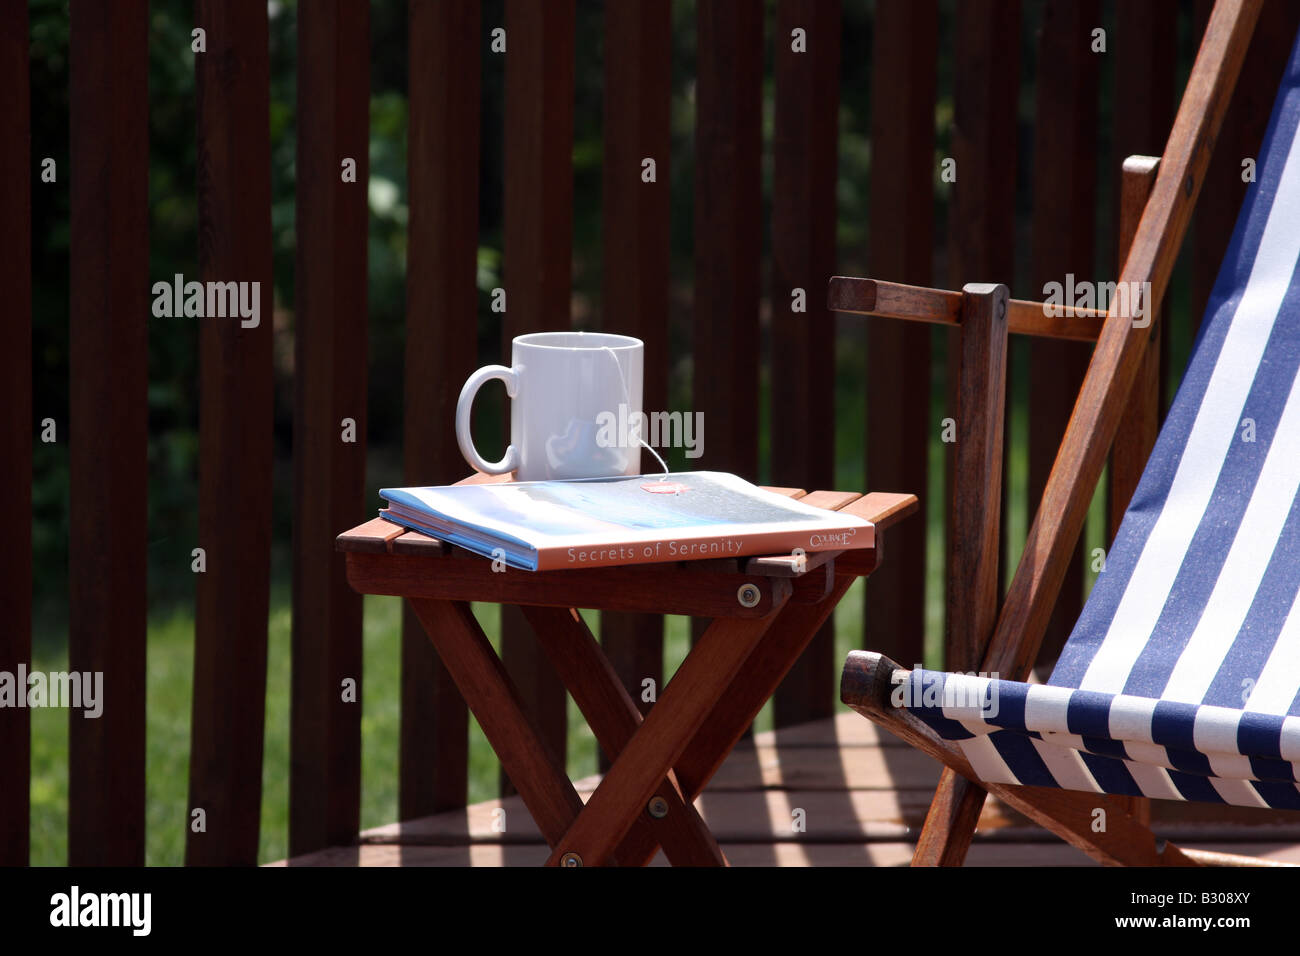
[272,712,1300,866]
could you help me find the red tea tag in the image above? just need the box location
[641,481,689,495]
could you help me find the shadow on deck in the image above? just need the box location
[271,713,1300,867]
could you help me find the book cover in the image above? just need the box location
[378,471,872,571]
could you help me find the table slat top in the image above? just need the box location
[336,479,918,568]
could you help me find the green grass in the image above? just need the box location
[28,574,878,865]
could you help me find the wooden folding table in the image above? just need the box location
[336,480,916,866]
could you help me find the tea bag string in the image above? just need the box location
[602,345,669,480]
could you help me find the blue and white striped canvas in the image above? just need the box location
[902,27,1300,810]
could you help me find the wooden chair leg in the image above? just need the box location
[1109,154,1163,834]
[917,283,1009,865]
[911,771,987,866]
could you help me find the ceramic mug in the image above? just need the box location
[455,331,644,481]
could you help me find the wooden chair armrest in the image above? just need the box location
[828,276,1105,342]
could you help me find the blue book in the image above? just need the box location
[379,472,873,571]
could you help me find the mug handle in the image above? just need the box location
[455,365,521,475]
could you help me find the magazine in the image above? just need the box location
[378,471,873,571]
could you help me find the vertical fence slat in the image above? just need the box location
[598,0,671,754]
[1112,0,1171,538]
[290,0,370,856]
[770,0,840,726]
[187,0,275,866]
[1113,0,1176,206]
[1191,0,1300,338]
[691,0,763,653]
[1113,0,1175,438]
[694,0,763,482]
[863,0,936,673]
[501,0,575,793]
[1027,0,1100,669]
[947,1,1020,288]
[400,0,480,821]
[946,0,1019,670]
[0,0,31,866]
[67,0,149,865]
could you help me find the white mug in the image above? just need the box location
[455,331,643,481]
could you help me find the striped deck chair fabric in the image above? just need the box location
[901,27,1300,812]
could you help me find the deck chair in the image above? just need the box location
[838,0,1300,866]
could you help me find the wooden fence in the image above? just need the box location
[4,0,1299,865]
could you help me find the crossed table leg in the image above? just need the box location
[405,559,871,867]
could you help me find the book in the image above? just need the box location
[377,471,873,571]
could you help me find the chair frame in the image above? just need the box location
[836,0,1273,866]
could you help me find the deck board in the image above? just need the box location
[271,712,1300,866]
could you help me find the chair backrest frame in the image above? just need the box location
[981,0,1263,683]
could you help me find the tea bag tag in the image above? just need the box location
[641,480,688,495]
[602,344,674,486]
